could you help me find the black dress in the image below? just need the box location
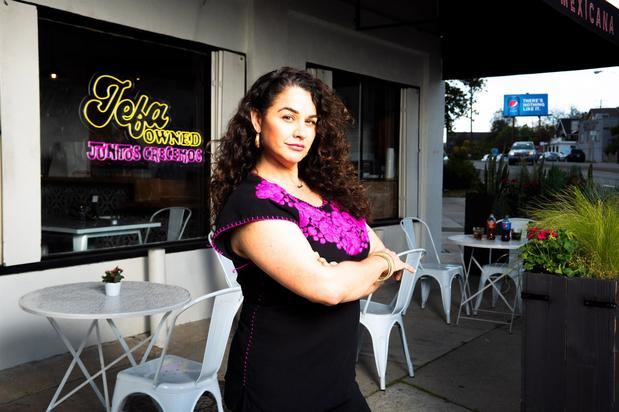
[212,174,371,412]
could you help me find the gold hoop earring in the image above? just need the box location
[255,132,260,149]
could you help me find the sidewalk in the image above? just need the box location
[0,197,521,412]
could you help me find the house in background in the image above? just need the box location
[579,108,619,162]
[556,118,580,140]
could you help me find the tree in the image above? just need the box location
[444,82,468,133]
[444,78,486,133]
[535,123,555,143]
[490,111,510,133]
[552,106,586,123]
[568,106,586,119]
[461,78,486,135]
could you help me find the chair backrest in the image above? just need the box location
[510,218,533,232]
[145,207,192,242]
[208,231,240,287]
[496,217,533,261]
[392,249,425,315]
[361,248,425,317]
[153,287,243,386]
[400,217,441,265]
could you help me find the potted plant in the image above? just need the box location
[520,186,619,411]
[102,266,124,296]
[520,227,587,278]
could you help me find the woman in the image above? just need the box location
[210,67,412,412]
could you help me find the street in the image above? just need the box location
[472,160,619,188]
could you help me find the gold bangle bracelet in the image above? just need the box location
[373,255,391,281]
[371,251,394,282]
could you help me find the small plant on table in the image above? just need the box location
[102,266,124,283]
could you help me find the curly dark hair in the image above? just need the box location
[210,66,369,224]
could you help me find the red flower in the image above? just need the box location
[527,226,540,240]
[527,226,557,241]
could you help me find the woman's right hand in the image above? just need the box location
[374,248,415,281]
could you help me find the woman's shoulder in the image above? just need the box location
[224,173,262,205]
[216,174,299,227]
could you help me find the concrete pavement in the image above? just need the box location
[0,196,522,411]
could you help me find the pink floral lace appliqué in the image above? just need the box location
[255,180,369,256]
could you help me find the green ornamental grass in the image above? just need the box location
[530,186,619,280]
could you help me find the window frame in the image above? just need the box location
[0,6,236,273]
[307,63,411,225]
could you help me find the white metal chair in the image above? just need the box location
[111,287,243,412]
[208,231,240,287]
[400,217,466,323]
[144,207,192,243]
[358,248,425,390]
[474,218,532,314]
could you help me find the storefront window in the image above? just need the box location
[331,71,401,221]
[39,17,210,255]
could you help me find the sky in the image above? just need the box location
[452,65,619,133]
[452,0,619,134]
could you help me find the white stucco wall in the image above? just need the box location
[0,2,41,266]
[0,0,444,370]
[1,248,228,369]
[29,0,248,53]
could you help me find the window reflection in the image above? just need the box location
[331,71,401,221]
[39,17,210,255]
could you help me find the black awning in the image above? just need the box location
[440,0,619,79]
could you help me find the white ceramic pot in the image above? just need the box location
[104,282,122,297]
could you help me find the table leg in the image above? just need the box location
[44,311,176,410]
[106,319,138,367]
[47,319,105,410]
[465,272,517,331]
[95,322,111,412]
[456,246,477,324]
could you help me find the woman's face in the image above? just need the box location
[251,86,318,168]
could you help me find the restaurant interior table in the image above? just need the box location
[42,218,161,251]
[19,281,191,412]
[447,234,527,332]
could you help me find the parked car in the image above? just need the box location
[508,141,537,165]
[539,151,563,162]
[565,148,586,162]
[481,153,504,162]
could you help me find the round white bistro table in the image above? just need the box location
[447,234,527,332]
[19,281,191,412]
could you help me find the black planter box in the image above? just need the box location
[521,272,619,411]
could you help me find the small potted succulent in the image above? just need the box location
[102,266,124,296]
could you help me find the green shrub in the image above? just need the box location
[443,158,480,191]
[531,186,619,279]
[520,228,586,277]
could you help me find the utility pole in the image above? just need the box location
[469,84,473,140]
[594,70,603,108]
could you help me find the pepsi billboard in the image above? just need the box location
[503,94,548,117]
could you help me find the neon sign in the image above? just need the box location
[82,74,203,147]
[87,141,203,164]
